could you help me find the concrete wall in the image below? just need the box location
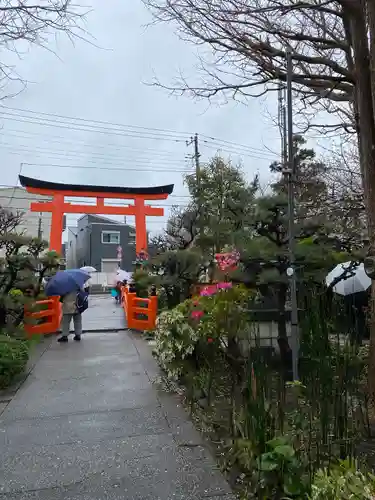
[0,187,52,240]
[66,227,78,269]
[75,215,91,268]
[0,187,53,257]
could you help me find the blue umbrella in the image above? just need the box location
[45,269,90,297]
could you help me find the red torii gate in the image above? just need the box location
[19,175,174,256]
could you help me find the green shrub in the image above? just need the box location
[132,268,154,298]
[154,285,253,380]
[0,335,29,389]
[310,460,375,499]
[257,436,307,498]
[154,299,197,379]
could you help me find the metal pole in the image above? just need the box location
[194,133,200,187]
[193,133,202,237]
[88,227,92,267]
[286,49,299,381]
[37,213,42,240]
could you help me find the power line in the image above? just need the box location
[200,134,277,156]
[201,139,277,161]
[0,139,190,165]
[0,107,276,158]
[2,129,188,159]
[19,161,192,174]
[0,143,190,169]
[1,106,194,137]
[0,111,188,142]
[2,136,277,167]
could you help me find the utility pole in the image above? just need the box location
[187,133,201,193]
[278,83,288,169]
[187,133,202,237]
[286,49,299,381]
[37,213,42,240]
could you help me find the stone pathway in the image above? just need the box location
[65,294,125,333]
[0,329,235,499]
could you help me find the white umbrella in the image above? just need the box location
[326,262,371,296]
[80,266,97,273]
[116,269,133,282]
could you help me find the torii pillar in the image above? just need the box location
[19,175,174,256]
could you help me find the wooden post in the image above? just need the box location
[49,194,64,254]
[134,197,148,254]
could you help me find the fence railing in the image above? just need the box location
[24,296,62,335]
[24,285,159,336]
[121,286,157,331]
[88,272,117,288]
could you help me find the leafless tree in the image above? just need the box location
[145,0,375,397]
[321,137,365,244]
[166,205,200,249]
[0,1,87,96]
[149,205,200,252]
[0,205,23,237]
[144,0,357,132]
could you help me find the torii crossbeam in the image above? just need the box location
[19,175,174,255]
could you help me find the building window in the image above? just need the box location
[101,231,120,244]
[128,232,136,245]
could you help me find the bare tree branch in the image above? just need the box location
[143,0,357,132]
[0,1,89,98]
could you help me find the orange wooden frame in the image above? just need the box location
[19,176,171,335]
[24,297,62,335]
[21,182,171,255]
[121,286,157,331]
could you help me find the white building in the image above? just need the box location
[0,187,52,243]
[66,226,78,269]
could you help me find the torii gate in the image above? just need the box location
[18,175,174,256]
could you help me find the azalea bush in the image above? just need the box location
[194,282,251,341]
[154,283,252,380]
[154,280,373,498]
[154,299,199,379]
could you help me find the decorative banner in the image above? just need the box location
[117,245,123,260]
[215,250,240,271]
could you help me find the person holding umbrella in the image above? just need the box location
[326,261,371,344]
[45,269,90,343]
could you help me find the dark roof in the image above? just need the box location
[19,175,174,196]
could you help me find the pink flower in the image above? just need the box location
[207,337,214,344]
[191,310,204,320]
[200,285,217,297]
[217,282,233,290]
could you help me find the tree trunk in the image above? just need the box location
[349,1,375,398]
[0,306,6,330]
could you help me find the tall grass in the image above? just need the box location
[184,290,371,496]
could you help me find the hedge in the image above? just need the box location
[0,335,29,389]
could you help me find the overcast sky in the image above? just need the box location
[0,0,281,236]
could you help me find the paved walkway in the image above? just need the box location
[63,294,125,333]
[0,329,235,499]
